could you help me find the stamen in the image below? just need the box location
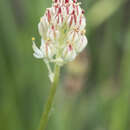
[73,27,79,32]
[47,38,50,41]
[32,37,35,41]
[81,30,86,35]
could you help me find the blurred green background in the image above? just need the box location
[0,0,130,130]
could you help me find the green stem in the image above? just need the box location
[38,64,60,130]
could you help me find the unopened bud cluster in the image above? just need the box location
[32,0,88,82]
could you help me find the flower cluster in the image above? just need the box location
[32,0,88,82]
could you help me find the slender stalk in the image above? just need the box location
[38,64,60,130]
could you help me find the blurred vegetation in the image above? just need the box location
[0,0,130,130]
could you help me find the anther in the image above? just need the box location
[81,30,86,35]
[32,37,35,41]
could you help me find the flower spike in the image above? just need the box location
[32,0,88,82]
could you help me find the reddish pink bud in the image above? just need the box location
[82,10,85,14]
[79,15,82,25]
[72,10,75,15]
[55,0,58,3]
[65,0,69,3]
[73,0,77,3]
[66,6,69,14]
[52,25,54,30]
[58,7,62,14]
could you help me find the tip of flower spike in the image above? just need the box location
[32,37,35,41]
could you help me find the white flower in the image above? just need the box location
[32,0,88,82]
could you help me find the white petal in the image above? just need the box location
[48,44,55,58]
[32,42,44,59]
[81,36,88,51]
[67,31,80,43]
[67,31,74,41]
[63,46,77,62]
[38,17,48,38]
[33,53,43,59]
[38,22,44,37]
[80,17,86,30]
[47,46,52,58]
[47,29,54,41]
[76,35,88,52]
[77,5,82,15]
[55,30,60,40]
[69,50,76,61]
[43,43,55,59]
[40,38,45,52]
[73,32,79,43]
